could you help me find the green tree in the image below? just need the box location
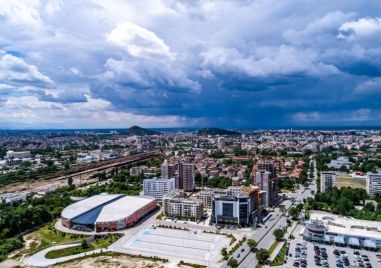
[288,207,299,219]
[247,239,258,251]
[256,248,270,264]
[227,258,239,268]
[20,161,32,169]
[64,161,70,170]
[296,203,304,211]
[221,247,227,257]
[81,239,89,249]
[273,228,285,241]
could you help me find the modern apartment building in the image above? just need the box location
[320,171,336,193]
[217,137,225,149]
[253,161,279,207]
[178,162,195,191]
[161,159,177,179]
[143,177,175,199]
[163,190,204,221]
[366,173,381,198]
[196,189,227,209]
[256,161,277,179]
[211,186,260,226]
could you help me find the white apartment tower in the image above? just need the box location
[143,177,175,199]
[161,159,177,180]
[366,173,381,198]
[320,171,336,193]
[217,137,225,149]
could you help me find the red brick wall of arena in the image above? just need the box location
[95,200,157,232]
[61,217,69,227]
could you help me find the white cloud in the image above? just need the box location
[338,17,381,40]
[355,78,381,95]
[284,11,356,45]
[107,22,175,60]
[0,53,54,87]
[201,45,339,78]
[45,0,63,15]
[0,0,42,28]
[0,95,202,128]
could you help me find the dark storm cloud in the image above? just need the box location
[0,0,381,127]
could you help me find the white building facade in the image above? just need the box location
[366,173,381,198]
[320,171,336,193]
[143,177,175,199]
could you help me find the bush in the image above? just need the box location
[256,248,270,264]
[0,237,23,260]
[81,239,89,249]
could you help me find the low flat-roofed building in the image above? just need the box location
[304,210,381,250]
[0,193,27,205]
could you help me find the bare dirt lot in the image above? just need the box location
[336,176,366,189]
[53,253,188,268]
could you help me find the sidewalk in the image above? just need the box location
[24,243,109,267]
[263,221,298,267]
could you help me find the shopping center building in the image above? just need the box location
[303,210,381,251]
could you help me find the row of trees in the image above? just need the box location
[352,158,381,173]
[204,176,232,189]
[0,166,148,260]
[305,187,381,221]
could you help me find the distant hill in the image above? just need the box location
[126,126,160,136]
[197,127,241,136]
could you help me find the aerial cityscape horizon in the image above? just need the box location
[1,1,381,268]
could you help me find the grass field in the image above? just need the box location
[336,176,366,189]
[268,241,280,254]
[23,222,89,255]
[45,233,122,259]
[271,242,287,266]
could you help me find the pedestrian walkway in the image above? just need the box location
[263,221,298,267]
[24,243,109,267]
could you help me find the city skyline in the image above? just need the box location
[1,0,381,129]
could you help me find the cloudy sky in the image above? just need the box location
[0,0,381,129]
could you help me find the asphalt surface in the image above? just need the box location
[26,160,319,268]
[285,233,380,268]
[238,160,317,268]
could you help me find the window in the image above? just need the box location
[239,204,248,221]
[222,203,234,217]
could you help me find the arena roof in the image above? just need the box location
[61,194,123,220]
[96,196,155,223]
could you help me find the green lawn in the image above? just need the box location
[271,243,287,266]
[45,234,123,259]
[268,241,279,254]
[24,222,90,254]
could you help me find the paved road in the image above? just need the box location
[238,160,317,268]
[27,160,318,267]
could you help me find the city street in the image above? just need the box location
[238,160,317,268]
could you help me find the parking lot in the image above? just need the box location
[122,226,229,267]
[283,233,381,267]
